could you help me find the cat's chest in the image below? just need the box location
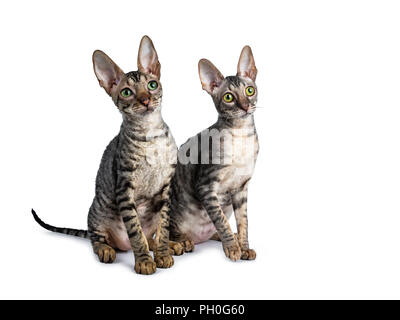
[130,135,177,197]
[216,165,254,195]
[228,131,258,164]
[217,132,258,193]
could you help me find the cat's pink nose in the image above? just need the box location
[241,104,249,112]
[140,97,150,106]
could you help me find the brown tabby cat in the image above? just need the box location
[31,36,182,275]
[169,46,259,261]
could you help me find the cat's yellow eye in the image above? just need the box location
[223,93,234,103]
[147,80,158,91]
[245,86,255,96]
[120,88,133,98]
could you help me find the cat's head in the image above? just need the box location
[92,36,162,117]
[198,46,257,119]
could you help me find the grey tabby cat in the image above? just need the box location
[169,46,259,261]
[31,36,182,275]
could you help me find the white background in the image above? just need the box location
[1,0,400,299]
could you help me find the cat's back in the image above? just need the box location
[95,135,119,191]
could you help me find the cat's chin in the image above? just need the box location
[222,112,255,120]
[126,107,159,117]
[142,107,159,114]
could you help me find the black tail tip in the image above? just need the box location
[31,208,40,221]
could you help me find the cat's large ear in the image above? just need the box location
[93,50,124,96]
[198,59,224,94]
[237,45,257,81]
[137,35,161,79]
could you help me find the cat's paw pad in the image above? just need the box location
[169,241,184,256]
[223,243,242,261]
[155,254,174,269]
[134,258,157,275]
[240,248,256,260]
[97,245,116,263]
[180,240,195,252]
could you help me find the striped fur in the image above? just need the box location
[169,46,259,261]
[31,36,178,274]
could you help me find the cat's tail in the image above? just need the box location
[31,209,90,239]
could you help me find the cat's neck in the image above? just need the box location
[121,109,166,138]
[216,114,255,130]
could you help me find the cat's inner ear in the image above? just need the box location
[237,45,257,81]
[198,59,224,94]
[137,35,161,79]
[93,50,124,96]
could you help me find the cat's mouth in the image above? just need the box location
[239,103,256,113]
[228,105,256,118]
[135,102,159,113]
[243,104,256,114]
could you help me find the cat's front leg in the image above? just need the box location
[197,184,241,261]
[116,177,156,275]
[153,185,175,268]
[232,183,256,260]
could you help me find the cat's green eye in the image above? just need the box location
[147,80,158,91]
[246,86,255,96]
[120,88,133,98]
[223,93,234,103]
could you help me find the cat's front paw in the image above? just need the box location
[155,254,174,269]
[223,241,242,261]
[241,248,256,260]
[134,258,157,275]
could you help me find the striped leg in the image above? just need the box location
[116,178,156,275]
[197,184,241,261]
[232,185,256,260]
[153,186,174,268]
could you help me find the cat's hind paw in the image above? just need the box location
[148,239,184,256]
[180,239,195,253]
[168,241,184,256]
[96,244,116,264]
[155,254,174,269]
